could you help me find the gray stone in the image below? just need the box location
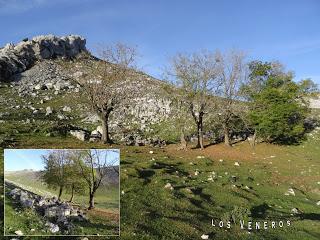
[45,222,59,233]
[14,230,23,236]
[46,106,53,115]
[62,106,71,112]
[70,130,88,141]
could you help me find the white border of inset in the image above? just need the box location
[3,148,120,237]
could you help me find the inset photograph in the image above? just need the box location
[4,149,120,236]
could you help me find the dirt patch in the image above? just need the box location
[88,208,119,222]
[166,140,292,163]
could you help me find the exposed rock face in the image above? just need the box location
[310,95,320,109]
[0,35,86,81]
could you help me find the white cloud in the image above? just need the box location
[0,0,49,15]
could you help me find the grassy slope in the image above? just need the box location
[1,131,318,239]
[1,80,320,239]
[119,136,320,240]
[5,171,119,211]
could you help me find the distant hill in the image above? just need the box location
[5,166,119,187]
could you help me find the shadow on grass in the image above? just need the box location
[137,168,155,184]
[251,203,270,218]
[151,161,189,176]
[299,213,320,221]
[190,187,213,203]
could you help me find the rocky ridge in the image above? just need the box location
[0,34,86,82]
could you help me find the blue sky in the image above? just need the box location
[0,0,319,84]
[4,149,120,171]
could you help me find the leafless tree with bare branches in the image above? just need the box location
[74,43,138,143]
[215,50,248,146]
[168,50,221,149]
[72,149,119,210]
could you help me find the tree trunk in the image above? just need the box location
[223,123,231,146]
[88,192,95,210]
[196,122,201,148]
[179,130,187,150]
[199,120,204,149]
[69,184,74,202]
[248,130,257,147]
[100,113,113,144]
[196,117,204,150]
[58,186,63,201]
[252,130,257,147]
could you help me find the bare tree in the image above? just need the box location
[73,149,119,210]
[216,50,248,146]
[169,50,221,149]
[75,43,138,143]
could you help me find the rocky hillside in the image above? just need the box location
[0,34,172,146]
[1,35,318,146]
[310,95,320,109]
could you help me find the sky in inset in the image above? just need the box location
[4,149,120,171]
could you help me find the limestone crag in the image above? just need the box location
[0,35,86,81]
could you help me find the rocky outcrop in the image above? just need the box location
[310,95,320,109]
[0,35,86,81]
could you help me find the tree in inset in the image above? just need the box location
[41,150,69,201]
[73,149,119,210]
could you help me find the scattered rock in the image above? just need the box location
[285,188,295,196]
[234,162,240,166]
[62,106,71,112]
[164,183,173,190]
[201,234,209,239]
[46,106,53,115]
[45,222,59,233]
[291,208,300,214]
[14,230,23,236]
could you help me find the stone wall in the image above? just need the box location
[6,181,87,234]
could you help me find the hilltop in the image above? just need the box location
[0,35,173,147]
